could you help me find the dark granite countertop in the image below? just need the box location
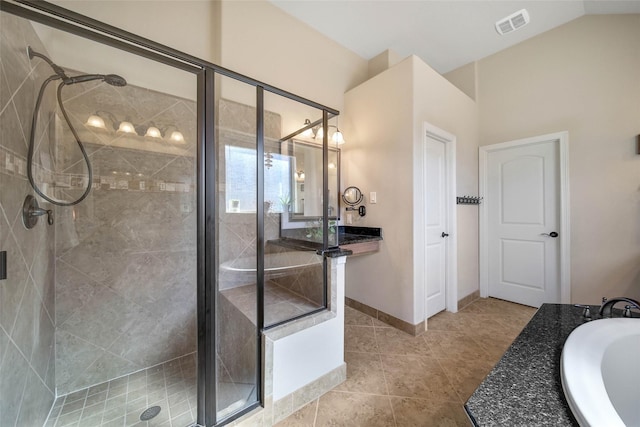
[270,226,382,252]
[338,226,383,244]
[266,238,353,257]
[465,303,596,427]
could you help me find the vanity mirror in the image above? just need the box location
[282,139,340,221]
[342,186,366,217]
[342,186,363,206]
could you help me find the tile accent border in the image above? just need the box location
[458,290,480,310]
[345,297,425,336]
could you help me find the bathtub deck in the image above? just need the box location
[465,304,582,426]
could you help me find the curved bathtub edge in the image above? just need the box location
[560,318,631,427]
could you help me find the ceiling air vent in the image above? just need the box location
[495,9,530,35]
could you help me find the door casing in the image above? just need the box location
[479,131,571,304]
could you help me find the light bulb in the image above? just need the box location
[145,126,162,138]
[332,129,345,145]
[117,121,136,134]
[316,127,324,140]
[170,131,185,143]
[85,115,106,129]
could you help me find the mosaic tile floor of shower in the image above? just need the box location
[44,354,197,427]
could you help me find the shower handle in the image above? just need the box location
[22,195,54,229]
[31,206,54,225]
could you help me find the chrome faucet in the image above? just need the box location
[598,297,640,318]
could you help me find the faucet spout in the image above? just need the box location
[598,297,640,318]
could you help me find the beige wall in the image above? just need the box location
[344,56,479,324]
[47,1,219,99]
[444,61,477,101]
[219,1,368,113]
[476,14,640,304]
[412,58,479,312]
[343,58,415,323]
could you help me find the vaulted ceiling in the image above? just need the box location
[269,0,640,74]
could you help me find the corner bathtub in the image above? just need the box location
[561,318,640,427]
[219,251,322,289]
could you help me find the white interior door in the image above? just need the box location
[486,138,560,307]
[425,137,448,317]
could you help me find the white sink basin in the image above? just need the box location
[561,318,640,427]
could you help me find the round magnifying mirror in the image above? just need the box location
[342,186,363,206]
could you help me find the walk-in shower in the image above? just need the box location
[0,2,339,426]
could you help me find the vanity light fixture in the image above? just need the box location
[85,111,185,143]
[315,125,345,145]
[287,118,347,145]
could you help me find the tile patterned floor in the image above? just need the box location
[44,353,197,427]
[276,297,537,427]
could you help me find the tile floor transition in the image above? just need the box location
[277,297,537,427]
[44,354,197,427]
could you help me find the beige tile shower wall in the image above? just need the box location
[0,13,57,427]
[53,77,198,394]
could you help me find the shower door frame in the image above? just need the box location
[0,1,339,426]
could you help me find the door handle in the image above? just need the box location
[540,232,559,238]
[441,232,449,238]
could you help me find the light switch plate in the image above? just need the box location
[370,192,377,204]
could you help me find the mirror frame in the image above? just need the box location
[282,138,340,222]
[342,186,363,206]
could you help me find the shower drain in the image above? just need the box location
[140,406,162,421]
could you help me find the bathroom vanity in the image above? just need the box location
[338,226,383,255]
[465,304,589,426]
[273,225,383,256]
